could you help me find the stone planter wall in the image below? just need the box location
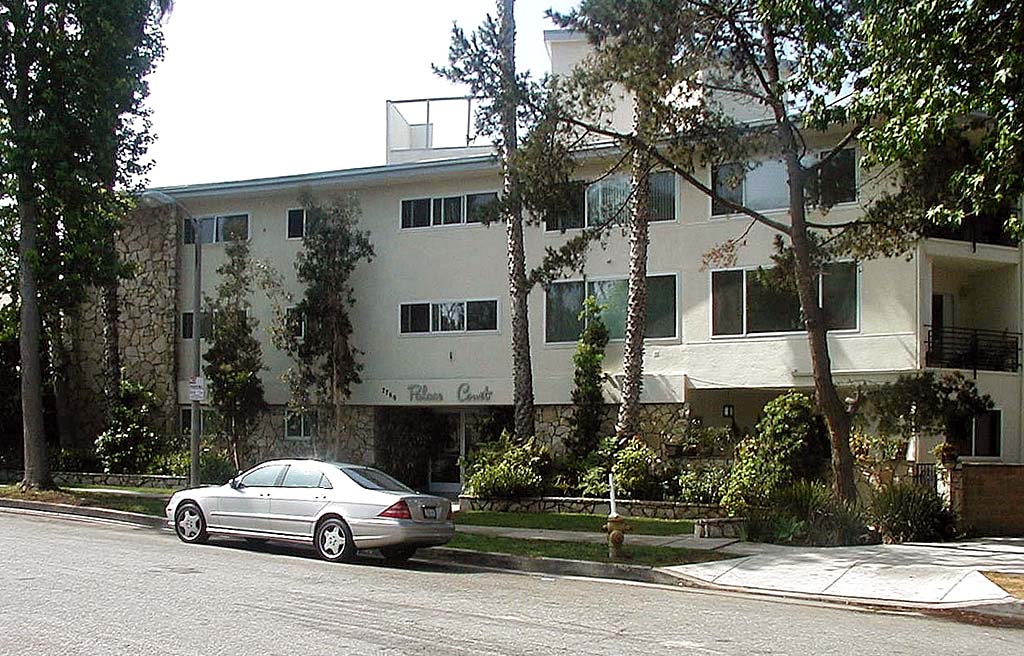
[0,470,187,490]
[459,495,726,520]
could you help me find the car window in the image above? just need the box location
[282,465,324,488]
[240,465,285,487]
[341,466,414,493]
[318,474,333,490]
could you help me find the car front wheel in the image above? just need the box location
[174,502,208,544]
[315,517,355,563]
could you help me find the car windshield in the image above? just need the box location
[338,465,414,493]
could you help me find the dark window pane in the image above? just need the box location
[818,148,857,206]
[822,262,858,330]
[400,303,430,333]
[466,300,498,331]
[588,278,629,339]
[240,465,285,487]
[645,274,677,338]
[287,209,305,238]
[949,414,974,457]
[341,466,414,492]
[199,312,214,339]
[466,192,498,223]
[746,269,803,333]
[546,182,585,231]
[183,218,195,244]
[199,217,215,244]
[182,312,194,340]
[432,302,465,332]
[712,163,744,216]
[443,196,463,224]
[283,465,323,487]
[218,214,248,242]
[545,281,585,342]
[649,171,675,222]
[401,198,431,228]
[432,198,443,226]
[711,270,743,335]
[975,410,1001,457]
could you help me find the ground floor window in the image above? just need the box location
[285,411,318,441]
[950,409,1001,458]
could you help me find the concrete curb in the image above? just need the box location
[418,546,684,586]
[0,498,166,530]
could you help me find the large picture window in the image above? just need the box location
[950,409,1001,458]
[400,299,498,335]
[285,411,318,441]
[545,274,677,343]
[583,171,676,228]
[711,262,858,336]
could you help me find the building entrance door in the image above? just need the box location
[429,412,464,496]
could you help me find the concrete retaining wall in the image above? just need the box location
[957,463,1024,536]
[459,495,725,519]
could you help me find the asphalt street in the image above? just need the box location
[1,511,1020,655]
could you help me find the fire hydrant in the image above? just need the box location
[603,513,631,561]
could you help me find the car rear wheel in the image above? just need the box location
[380,546,416,564]
[315,517,355,563]
[174,502,208,544]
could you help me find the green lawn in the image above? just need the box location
[0,485,167,517]
[456,510,694,536]
[70,483,179,496]
[447,533,728,567]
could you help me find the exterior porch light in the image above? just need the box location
[722,404,735,418]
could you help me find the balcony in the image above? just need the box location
[925,325,1021,373]
[385,96,493,164]
[924,211,1019,249]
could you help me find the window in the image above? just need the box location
[340,466,414,493]
[711,263,859,336]
[401,192,498,228]
[712,163,744,216]
[285,411,318,441]
[181,312,213,340]
[181,407,220,436]
[585,172,675,227]
[183,214,248,243]
[466,192,498,223]
[287,208,305,239]
[545,274,677,343]
[815,148,857,206]
[400,303,430,334]
[240,464,286,487]
[282,464,325,488]
[545,182,586,231]
[401,198,432,228]
[951,409,1001,458]
[401,300,499,334]
[286,307,305,339]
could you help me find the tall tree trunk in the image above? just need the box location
[762,23,856,502]
[16,175,51,490]
[497,0,535,439]
[614,124,652,441]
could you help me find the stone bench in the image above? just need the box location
[694,517,746,539]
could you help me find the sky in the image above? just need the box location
[145,0,577,188]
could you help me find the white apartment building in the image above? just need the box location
[78,31,1022,494]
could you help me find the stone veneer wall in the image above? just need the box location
[0,470,186,489]
[241,404,377,466]
[533,403,690,453]
[69,204,180,444]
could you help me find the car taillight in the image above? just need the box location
[378,500,412,519]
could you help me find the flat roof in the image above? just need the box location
[152,153,497,199]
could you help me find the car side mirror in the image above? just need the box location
[229,477,241,490]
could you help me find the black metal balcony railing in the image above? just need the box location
[923,211,1019,248]
[926,325,1022,373]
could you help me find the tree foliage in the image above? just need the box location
[203,240,267,471]
[281,194,373,458]
[565,296,609,462]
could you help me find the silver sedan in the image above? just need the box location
[165,459,454,563]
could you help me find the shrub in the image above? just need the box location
[565,296,610,462]
[578,436,660,500]
[676,464,729,504]
[721,392,830,513]
[868,481,956,543]
[152,445,237,485]
[748,481,867,546]
[95,380,161,474]
[464,431,550,498]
